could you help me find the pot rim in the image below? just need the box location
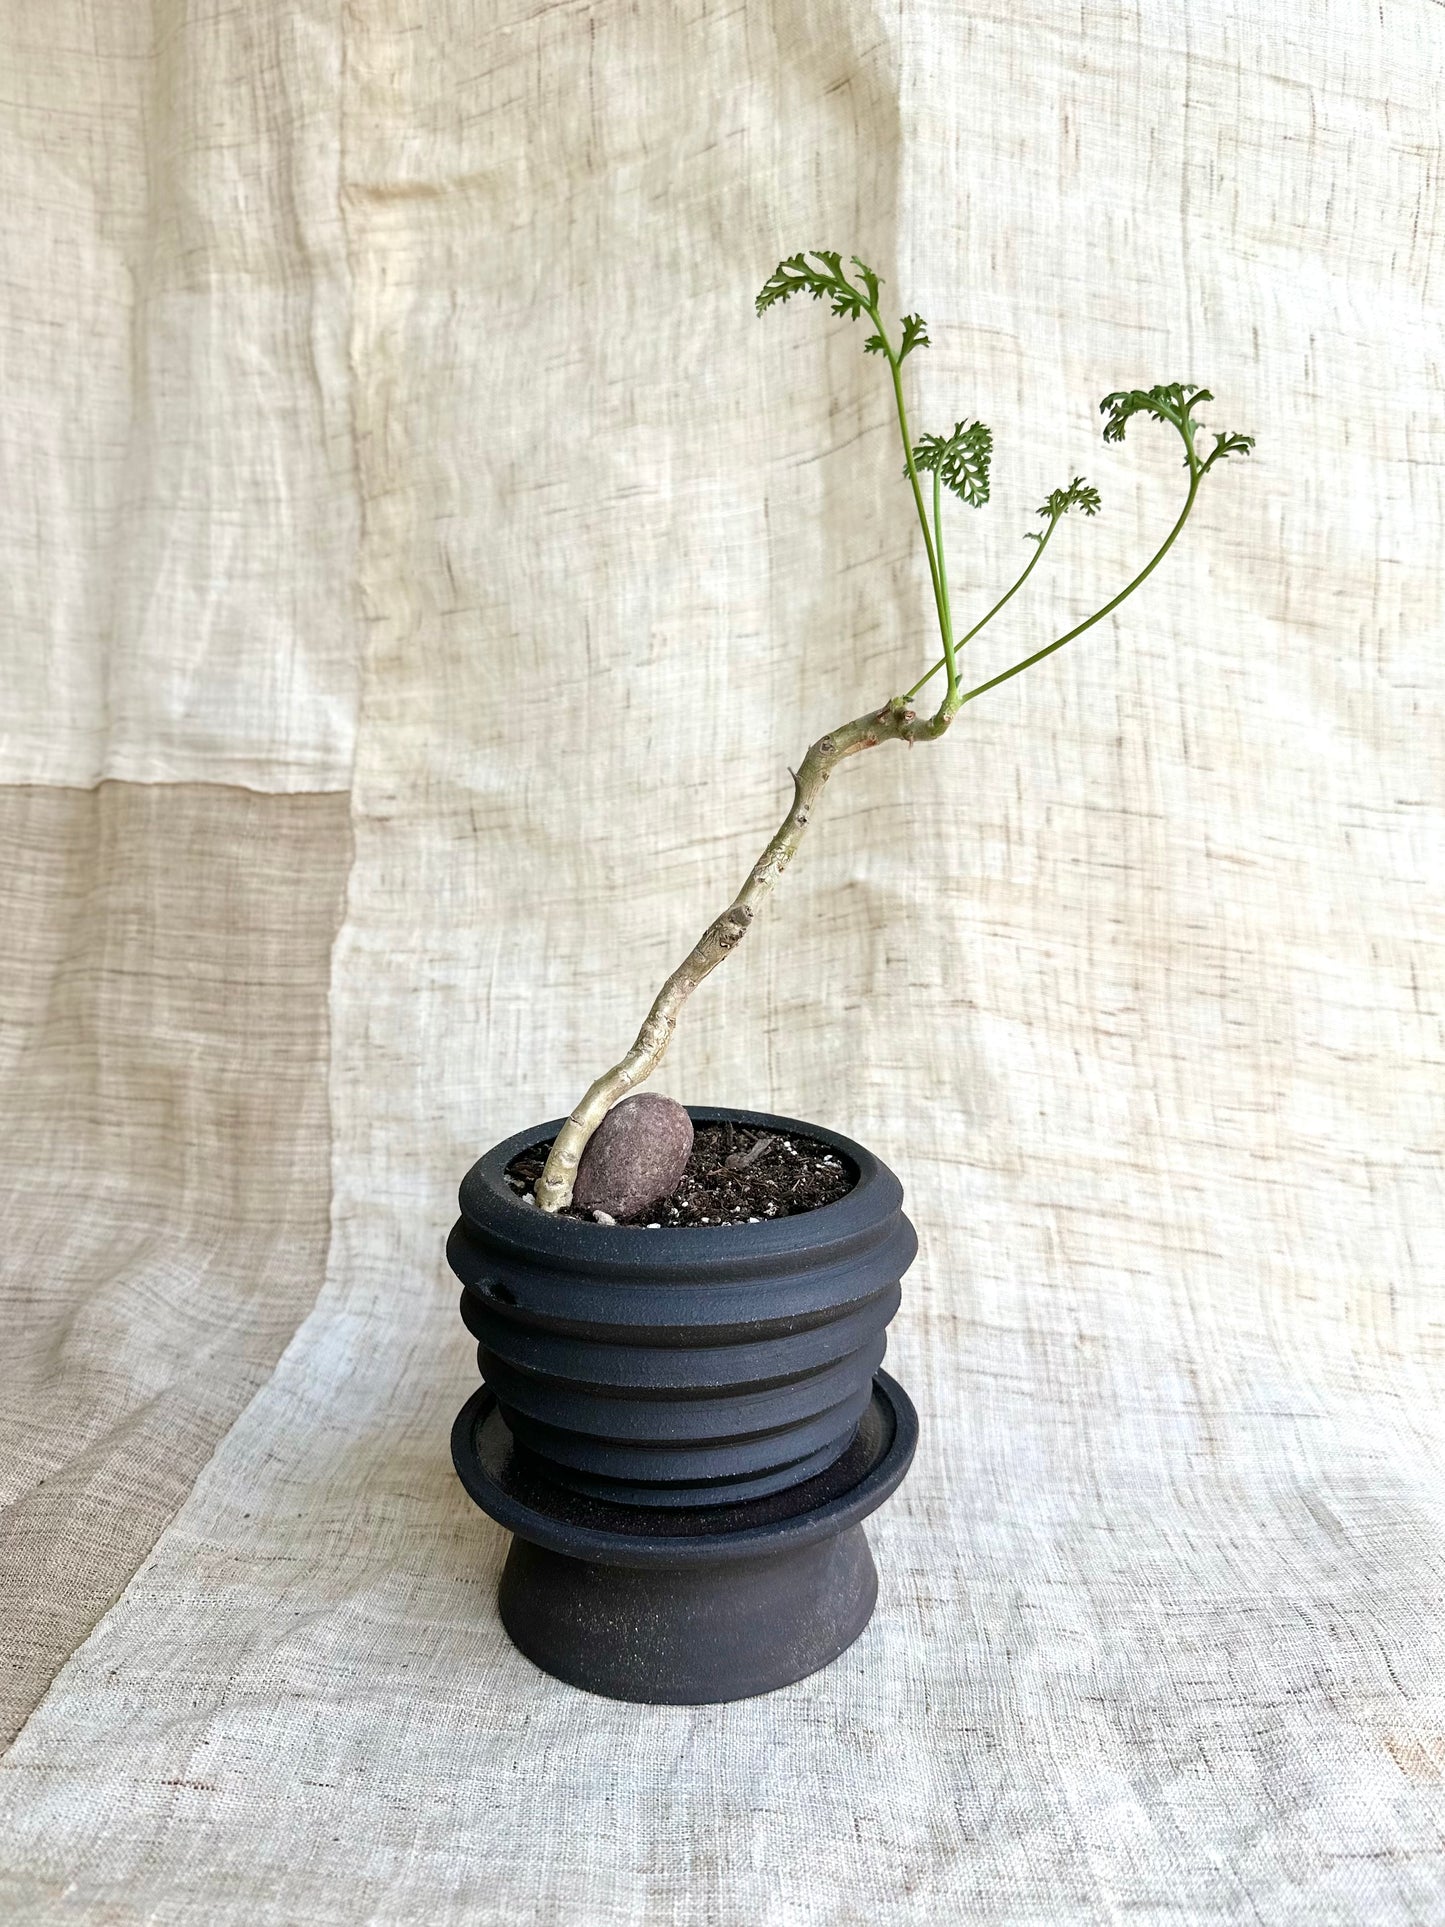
[458,1104,901,1269]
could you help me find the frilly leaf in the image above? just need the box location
[755,250,878,322]
[1099,382,1252,474]
[911,420,993,507]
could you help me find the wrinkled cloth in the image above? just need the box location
[2,1,1443,1921]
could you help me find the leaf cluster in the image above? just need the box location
[1100,383,1255,473]
[755,250,875,322]
[910,420,993,507]
[1024,476,1101,545]
[1038,476,1101,520]
[756,247,1255,722]
[755,252,930,364]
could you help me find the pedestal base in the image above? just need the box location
[499,1526,878,1703]
[452,1371,917,1705]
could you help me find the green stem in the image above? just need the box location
[902,513,1061,703]
[955,471,1202,711]
[868,306,953,679]
[932,466,958,699]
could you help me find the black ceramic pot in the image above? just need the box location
[447,1106,916,1507]
[446,1105,920,1702]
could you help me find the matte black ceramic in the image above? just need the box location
[452,1371,918,1703]
[447,1107,918,1507]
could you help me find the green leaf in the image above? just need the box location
[755,250,879,323]
[1098,381,1251,475]
[1203,429,1256,469]
[899,313,930,360]
[849,256,881,309]
[1024,475,1100,545]
[1099,382,1212,445]
[755,253,831,315]
[911,419,993,507]
[1038,476,1101,521]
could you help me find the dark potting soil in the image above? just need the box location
[504,1121,858,1227]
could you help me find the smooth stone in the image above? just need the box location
[570,1094,694,1220]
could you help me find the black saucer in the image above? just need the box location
[452,1371,918,1703]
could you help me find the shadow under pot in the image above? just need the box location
[446,1105,919,1702]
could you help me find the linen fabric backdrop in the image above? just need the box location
[2,1,1442,1921]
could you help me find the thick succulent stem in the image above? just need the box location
[533,696,944,1210]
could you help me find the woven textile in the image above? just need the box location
[2,1,1442,1920]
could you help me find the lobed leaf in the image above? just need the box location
[911,419,993,507]
[1098,381,1251,476]
[899,313,930,360]
[755,250,879,323]
[1099,382,1212,445]
[849,256,881,309]
[1037,476,1101,521]
[1203,429,1256,469]
[1024,475,1101,545]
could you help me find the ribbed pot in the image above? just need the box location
[447,1106,917,1508]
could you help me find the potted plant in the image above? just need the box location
[448,250,1252,1704]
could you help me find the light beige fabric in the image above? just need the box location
[2,0,1443,1921]
[0,1,358,789]
[0,783,351,1743]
